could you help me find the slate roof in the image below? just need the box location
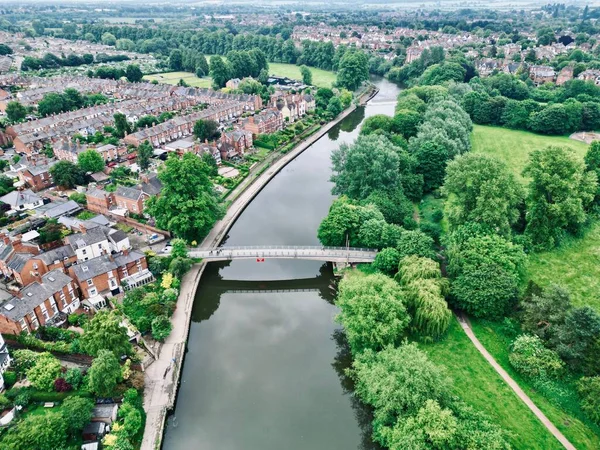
[0,189,42,208]
[37,245,75,265]
[0,243,13,262]
[71,254,117,281]
[7,253,31,272]
[140,174,162,196]
[115,186,143,201]
[113,250,144,267]
[44,200,81,219]
[66,227,108,250]
[0,270,72,321]
[108,230,128,244]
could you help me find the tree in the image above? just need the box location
[372,248,401,275]
[521,284,571,343]
[114,112,131,138]
[88,349,122,397]
[201,152,218,176]
[6,101,26,123]
[62,396,95,437]
[145,153,224,241]
[151,315,172,342]
[26,353,61,391]
[101,32,117,46]
[80,310,133,357]
[397,255,451,339]
[442,153,524,236]
[38,93,65,117]
[578,377,600,424]
[209,55,230,89]
[1,412,67,450]
[331,134,403,200]
[393,109,422,139]
[63,88,84,110]
[169,256,192,278]
[50,161,86,188]
[317,196,384,247]
[396,229,435,261]
[78,149,105,173]
[584,141,600,205]
[327,96,343,117]
[193,119,221,142]
[336,50,369,91]
[552,306,600,373]
[170,238,188,258]
[447,228,526,319]
[362,189,414,227]
[125,64,143,83]
[137,141,153,171]
[169,49,183,71]
[335,272,410,353]
[509,334,564,380]
[299,65,312,85]
[523,146,597,249]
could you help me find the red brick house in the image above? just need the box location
[86,188,114,215]
[9,245,76,287]
[242,109,283,136]
[16,160,57,192]
[0,270,81,334]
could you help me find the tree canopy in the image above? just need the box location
[49,161,86,188]
[78,149,105,173]
[145,153,224,241]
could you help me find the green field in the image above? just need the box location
[527,221,600,311]
[143,62,336,90]
[420,318,563,450]
[470,319,600,450]
[143,71,212,88]
[471,125,589,182]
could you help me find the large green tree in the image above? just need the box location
[193,119,221,142]
[335,272,410,353]
[336,50,369,91]
[88,349,122,397]
[62,396,95,438]
[1,411,67,450]
[443,153,524,236]
[38,93,65,117]
[137,140,153,171]
[125,64,143,83]
[330,134,404,200]
[49,160,86,188]
[80,310,133,357]
[78,149,105,173]
[114,112,131,138]
[6,101,26,123]
[145,153,224,241]
[299,65,312,85]
[523,146,597,249]
[209,55,230,89]
[26,353,61,391]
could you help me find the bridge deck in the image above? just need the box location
[184,246,378,263]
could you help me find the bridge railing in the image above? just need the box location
[192,245,378,252]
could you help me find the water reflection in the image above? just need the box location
[331,329,383,450]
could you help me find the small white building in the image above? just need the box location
[0,189,43,212]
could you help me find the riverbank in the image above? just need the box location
[140,83,379,450]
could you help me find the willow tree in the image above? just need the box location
[397,255,451,339]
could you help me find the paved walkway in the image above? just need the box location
[455,313,576,450]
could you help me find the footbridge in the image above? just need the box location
[186,246,378,263]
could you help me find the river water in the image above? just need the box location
[162,77,400,450]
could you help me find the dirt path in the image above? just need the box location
[455,313,576,450]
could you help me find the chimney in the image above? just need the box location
[12,239,24,252]
[0,233,10,245]
[79,223,87,234]
[122,248,129,257]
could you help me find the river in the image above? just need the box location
[162,77,400,450]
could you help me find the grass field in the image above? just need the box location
[470,318,600,450]
[143,62,336,90]
[143,71,212,88]
[471,125,589,182]
[420,318,563,450]
[527,221,600,311]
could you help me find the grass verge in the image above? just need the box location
[471,125,589,182]
[420,317,564,450]
[469,318,600,449]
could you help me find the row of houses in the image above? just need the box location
[0,225,152,335]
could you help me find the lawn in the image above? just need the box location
[469,318,600,450]
[144,62,336,90]
[143,71,212,88]
[420,318,564,450]
[471,125,589,182]
[527,221,600,311]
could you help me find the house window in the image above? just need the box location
[19,319,27,331]
[40,305,49,321]
[98,244,102,249]
[89,287,97,296]
[82,249,87,255]
[87,279,93,286]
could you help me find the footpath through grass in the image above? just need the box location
[471,125,589,182]
[420,318,563,450]
[144,62,336,89]
[469,318,600,450]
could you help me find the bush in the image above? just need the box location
[3,371,16,387]
[577,376,600,424]
[0,394,11,410]
[151,315,172,342]
[54,378,72,392]
[509,334,564,380]
[65,368,83,390]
